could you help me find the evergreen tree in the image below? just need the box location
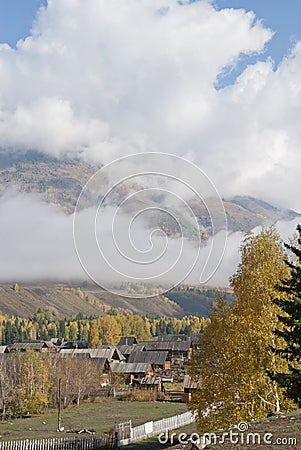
[4,321,13,345]
[272,225,301,406]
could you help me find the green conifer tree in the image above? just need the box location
[272,225,301,406]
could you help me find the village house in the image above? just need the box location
[140,340,193,361]
[9,340,57,353]
[109,362,153,384]
[127,349,171,370]
[59,346,125,364]
[152,333,199,343]
[118,336,138,346]
[116,344,138,362]
[0,347,9,368]
[138,376,162,392]
[57,339,88,349]
[182,374,199,403]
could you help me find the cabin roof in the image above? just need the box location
[128,350,169,365]
[110,362,152,374]
[141,340,192,352]
[9,341,52,351]
[59,347,125,361]
[0,345,9,353]
[118,337,138,345]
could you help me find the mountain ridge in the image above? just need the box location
[0,283,233,319]
[0,150,299,233]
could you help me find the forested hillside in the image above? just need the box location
[0,283,232,319]
[165,286,233,316]
[0,309,208,345]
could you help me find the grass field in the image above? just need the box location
[2,398,299,449]
[0,398,190,441]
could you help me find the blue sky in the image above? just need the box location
[0,0,46,46]
[214,0,301,86]
[215,0,301,62]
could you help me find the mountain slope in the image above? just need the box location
[0,283,184,319]
[0,283,236,319]
[0,151,299,232]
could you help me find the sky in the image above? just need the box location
[1,1,300,84]
[0,0,300,286]
[0,0,299,208]
[214,0,301,87]
[0,1,300,73]
[0,0,46,46]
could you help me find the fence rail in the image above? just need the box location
[0,436,116,450]
[116,410,196,446]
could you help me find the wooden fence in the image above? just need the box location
[116,410,196,446]
[0,436,117,450]
[163,389,183,401]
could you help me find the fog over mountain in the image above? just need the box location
[0,155,299,286]
[0,0,300,287]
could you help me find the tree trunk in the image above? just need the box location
[273,380,281,412]
[2,403,6,421]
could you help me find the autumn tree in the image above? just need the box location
[271,224,301,406]
[88,316,121,346]
[190,228,290,431]
[68,359,99,405]
[99,316,121,345]
[126,315,151,342]
[53,357,100,407]
[12,283,19,293]
[8,351,51,417]
[188,316,207,334]
[88,319,100,348]
[0,355,13,420]
[68,321,79,341]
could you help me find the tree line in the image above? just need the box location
[0,312,208,347]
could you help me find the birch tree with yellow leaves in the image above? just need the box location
[190,228,291,431]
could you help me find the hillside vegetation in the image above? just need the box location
[0,284,185,319]
[0,283,234,319]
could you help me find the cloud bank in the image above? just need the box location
[0,192,299,287]
[2,0,300,209]
[0,0,301,286]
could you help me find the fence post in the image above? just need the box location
[129,419,132,441]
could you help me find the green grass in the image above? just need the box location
[0,398,189,441]
[163,382,183,390]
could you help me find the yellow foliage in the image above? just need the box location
[190,228,290,431]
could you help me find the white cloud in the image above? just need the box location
[0,192,214,286]
[205,47,301,211]
[1,0,301,285]
[0,2,275,166]
[0,191,298,287]
[0,193,83,281]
